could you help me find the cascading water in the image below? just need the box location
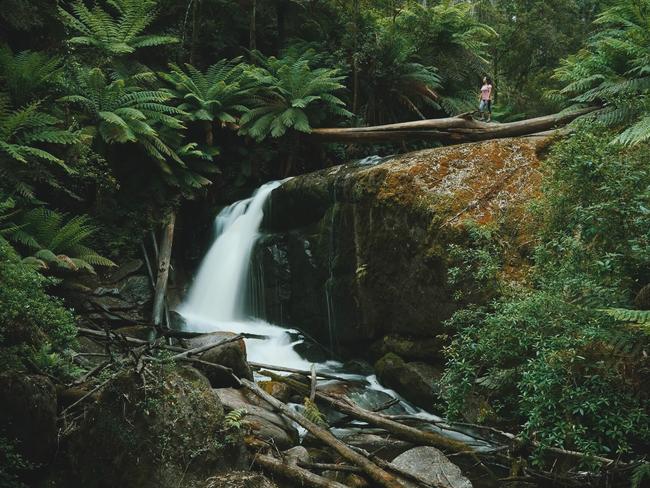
[177,180,494,451]
[178,181,313,369]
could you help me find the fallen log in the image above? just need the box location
[258,369,473,454]
[248,361,351,382]
[169,334,243,360]
[254,454,349,488]
[309,107,596,144]
[242,379,404,488]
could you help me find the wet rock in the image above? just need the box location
[260,138,543,348]
[215,388,299,449]
[185,332,254,385]
[117,275,153,306]
[375,353,443,409]
[107,259,143,283]
[169,310,188,330]
[259,380,292,403]
[204,471,278,488]
[283,446,310,465]
[340,433,413,461]
[0,372,57,466]
[391,446,472,488]
[56,366,234,488]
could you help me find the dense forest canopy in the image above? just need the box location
[1,0,649,487]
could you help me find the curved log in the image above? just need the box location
[309,107,597,144]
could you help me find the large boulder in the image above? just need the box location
[215,388,299,449]
[391,446,472,488]
[184,332,254,386]
[55,366,240,488]
[374,353,443,409]
[258,138,543,354]
[0,372,57,466]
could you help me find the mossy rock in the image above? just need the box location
[56,365,242,488]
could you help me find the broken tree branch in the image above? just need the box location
[254,453,349,488]
[242,379,404,488]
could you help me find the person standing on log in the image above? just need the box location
[479,76,493,122]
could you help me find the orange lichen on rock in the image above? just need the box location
[365,137,543,226]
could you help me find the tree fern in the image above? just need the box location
[554,0,650,145]
[0,45,62,106]
[160,58,261,146]
[18,207,115,273]
[58,0,178,59]
[59,67,186,169]
[238,50,351,141]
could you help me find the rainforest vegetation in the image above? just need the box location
[1,1,649,487]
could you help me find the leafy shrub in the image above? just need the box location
[442,125,650,461]
[0,236,76,368]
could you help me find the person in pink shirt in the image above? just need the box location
[478,76,493,122]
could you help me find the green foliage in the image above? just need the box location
[16,207,115,273]
[160,58,260,144]
[0,235,77,354]
[393,1,495,115]
[0,45,62,106]
[632,463,650,488]
[238,50,352,141]
[555,0,650,145]
[0,92,80,199]
[356,27,442,124]
[442,125,650,462]
[303,397,327,427]
[0,436,32,488]
[59,67,185,168]
[58,0,178,59]
[447,222,503,303]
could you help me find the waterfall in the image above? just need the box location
[180,181,279,322]
[178,180,313,369]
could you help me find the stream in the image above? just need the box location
[177,180,493,451]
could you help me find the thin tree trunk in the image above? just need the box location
[204,120,213,146]
[242,379,404,488]
[249,0,257,50]
[152,211,176,327]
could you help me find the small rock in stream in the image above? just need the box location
[391,446,472,488]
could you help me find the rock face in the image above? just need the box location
[257,138,542,354]
[56,366,240,488]
[392,446,472,488]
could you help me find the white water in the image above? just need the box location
[178,181,317,370]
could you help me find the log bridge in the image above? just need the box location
[309,107,596,144]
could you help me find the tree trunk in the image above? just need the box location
[204,120,214,146]
[309,107,596,144]
[241,379,404,488]
[249,0,257,51]
[152,211,176,327]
